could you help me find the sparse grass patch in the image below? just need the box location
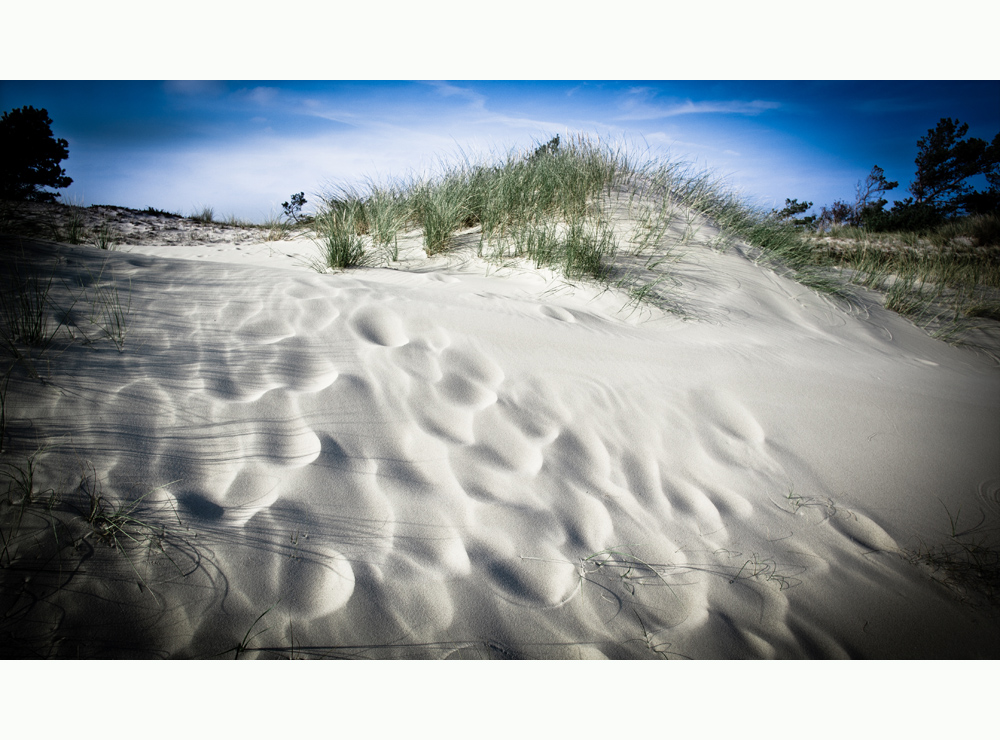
[908,503,1000,608]
[0,263,75,378]
[0,452,190,638]
[364,187,409,261]
[55,258,133,352]
[143,206,182,218]
[321,184,411,262]
[0,450,58,569]
[259,214,295,242]
[223,214,252,228]
[93,221,119,250]
[191,206,215,224]
[64,207,84,244]
[510,214,618,280]
[80,464,176,554]
[964,301,1000,321]
[0,264,58,349]
[86,268,131,352]
[1,255,134,369]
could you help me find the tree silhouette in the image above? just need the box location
[282,192,307,223]
[909,118,998,217]
[1,106,73,202]
[771,198,815,227]
[854,165,898,228]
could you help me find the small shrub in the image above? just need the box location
[282,192,307,223]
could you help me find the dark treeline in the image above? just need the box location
[777,117,1000,233]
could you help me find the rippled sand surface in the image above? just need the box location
[2,211,998,658]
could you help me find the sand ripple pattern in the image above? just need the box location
[10,238,1000,659]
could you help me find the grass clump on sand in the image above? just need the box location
[0,264,60,351]
[314,204,369,270]
[190,206,215,224]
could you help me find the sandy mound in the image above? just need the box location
[1,202,998,658]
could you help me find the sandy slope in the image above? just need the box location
[1,210,998,658]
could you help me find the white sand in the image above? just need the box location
[1,207,998,659]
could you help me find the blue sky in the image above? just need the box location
[2,80,998,222]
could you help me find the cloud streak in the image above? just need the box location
[617,97,782,121]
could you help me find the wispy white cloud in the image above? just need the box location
[243,86,281,106]
[422,81,487,106]
[618,98,781,121]
[643,130,741,159]
[299,83,567,143]
[616,88,780,121]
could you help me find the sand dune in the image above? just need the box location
[1,202,998,658]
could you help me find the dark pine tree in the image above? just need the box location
[909,118,997,218]
[1,106,73,202]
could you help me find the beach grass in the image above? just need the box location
[92,221,119,250]
[84,264,131,352]
[302,135,1000,344]
[191,206,215,224]
[309,136,801,290]
[0,263,59,350]
[0,450,57,570]
[0,254,134,381]
[314,205,369,270]
[801,218,1000,346]
[259,214,295,241]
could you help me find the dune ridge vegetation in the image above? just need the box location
[311,135,811,314]
[309,135,999,349]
